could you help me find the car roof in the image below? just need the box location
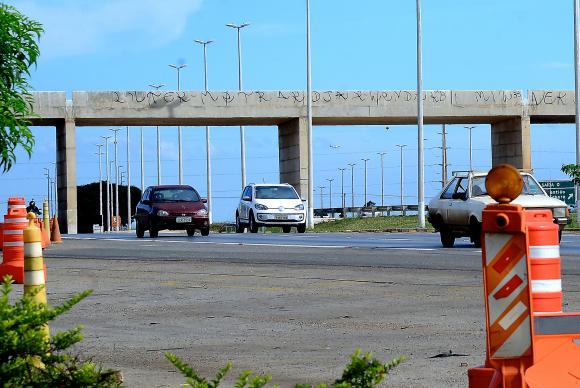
[148,185,195,190]
[250,183,292,187]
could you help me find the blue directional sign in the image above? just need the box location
[539,180,575,206]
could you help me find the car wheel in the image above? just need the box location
[235,213,245,233]
[470,218,482,248]
[136,220,145,238]
[201,228,210,236]
[282,226,291,233]
[149,227,159,238]
[249,212,259,233]
[440,226,455,248]
[297,222,306,234]
[186,227,195,237]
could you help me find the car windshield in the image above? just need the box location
[152,188,200,202]
[255,186,298,199]
[471,174,545,197]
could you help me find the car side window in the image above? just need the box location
[242,186,252,200]
[455,178,468,198]
[142,188,150,201]
[441,178,459,199]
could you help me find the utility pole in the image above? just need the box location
[465,125,476,171]
[416,0,425,228]
[126,126,131,230]
[377,152,387,207]
[361,158,370,206]
[110,160,115,230]
[118,165,123,228]
[168,64,187,184]
[110,128,121,231]
[51,161,58,218]
[338,167,346,209]
[43,168,50,215]
[195,39,214,224]
[576,0,580,220]
[149,83,165,185]
[396,145,407,216]
[96,144,104,232]
[226,23,250,190]
[305,1,315,228]
[101,135,111,232]
[441,124,448,187]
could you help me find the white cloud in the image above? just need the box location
[12,0,203,58]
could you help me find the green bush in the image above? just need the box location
[0,276,122,386]
[167,349,404,388]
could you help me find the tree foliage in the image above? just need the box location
[561,163,580,185]
[0,3,43,172]
[0,276,122,386]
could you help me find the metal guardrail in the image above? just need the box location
[315,205,428,217]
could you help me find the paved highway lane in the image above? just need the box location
[40,232,579,387]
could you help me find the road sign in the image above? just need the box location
[539,181,575,207]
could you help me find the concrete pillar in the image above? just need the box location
[278,117,309,199]
[491,116,531,170]
[56,116,77,234]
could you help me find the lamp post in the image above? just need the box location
[464,125,476,171]
[43,168,50,215]
[377,152,387,208]
[441,124,448,187]
[110,128,121,231]
[96,144,104,232]
[51,161,57,218]
[195,39,214,224]
[168,64,187,185]
[149,83,165,185]
[101,135,111,232]
[118,165,123,229]
[575,0,580,219]
[348,163,356,209]
[109,160,115,230]
[126,126,131,230]
[226,22,250,190]
[416,0,425,228]
[338,167,346,210]
[326,178,334,214]
[305,0,314,229]
[318,186,325,210]
[361,158,370,206]
[396,145,407,216]
[140,126,144,192]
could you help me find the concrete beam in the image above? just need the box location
[29,92,67,125]
[491,116,531,170]
[278,117,309,198]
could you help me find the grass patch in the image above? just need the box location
[313,216,433,232]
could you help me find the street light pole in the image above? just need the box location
[305,1,315,229]
[126,126,131,230]
[51,161,57,218]
[195,39,215,224]
[338,168,346,209]
[348,163,356,209]
[140,126,144,192]
[110,128,121,231]
[168,64,187,185]
[361,158,370,206]
[326,178,334,212]
[101,136,111,232]
[226,22,250,190]
[396,145,407,216]
[377,152,387,207]
[318,186,325,210]
[149,83,165,185]
[118,165,123,228]
[464,125,476,171]
[575,0,580,219]
[96,144,104,232]
[441,124,448,187]
[416,0,425,228]
[109,160,114,230]
[43,168,50,215]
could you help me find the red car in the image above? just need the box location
[135,185,209,238]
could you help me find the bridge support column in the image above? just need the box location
[491,116,531,170]
[278,117,309,199]
[56,117,77,234]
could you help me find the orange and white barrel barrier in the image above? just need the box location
[526,209,562,315]
[23,213,47,305]
[0,197,28,283]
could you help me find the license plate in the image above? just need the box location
[176,217,192,223]
[275,214,287,220]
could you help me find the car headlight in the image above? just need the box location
[255,203,268,210]
[157,209,169,216]
[294,204,304,210]
[197,208,208,216]
[553,207,566,218]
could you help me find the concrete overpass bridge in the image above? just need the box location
[31,89,575,233]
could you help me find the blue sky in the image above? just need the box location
[1,0,577,222]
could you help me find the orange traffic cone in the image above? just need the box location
[51,215,62,244]
[37,220,47,249]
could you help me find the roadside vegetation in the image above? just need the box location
[312,216,433,233]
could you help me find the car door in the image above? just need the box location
[447,177,470,226]
[135,188,150,226]
[240,186,252,221]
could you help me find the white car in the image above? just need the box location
[428,171,569,248]
[235,184,307,233]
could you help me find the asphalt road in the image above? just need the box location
[34,231,580,387]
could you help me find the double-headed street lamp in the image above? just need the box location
[168,64,187,185]
[464,125,476,171]
[226,22,250,190]
[195,39,214,224]
[110,128,122,231]
[361,158,370,206]
[96,144,104,232]
[348,163,356,209]
[338,167,346,209]
[101,135,111,232]
[326,178,334,211]
[149,83,165,185]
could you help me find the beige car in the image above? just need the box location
[427,171,569,248]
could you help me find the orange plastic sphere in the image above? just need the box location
[485,164,523,204]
